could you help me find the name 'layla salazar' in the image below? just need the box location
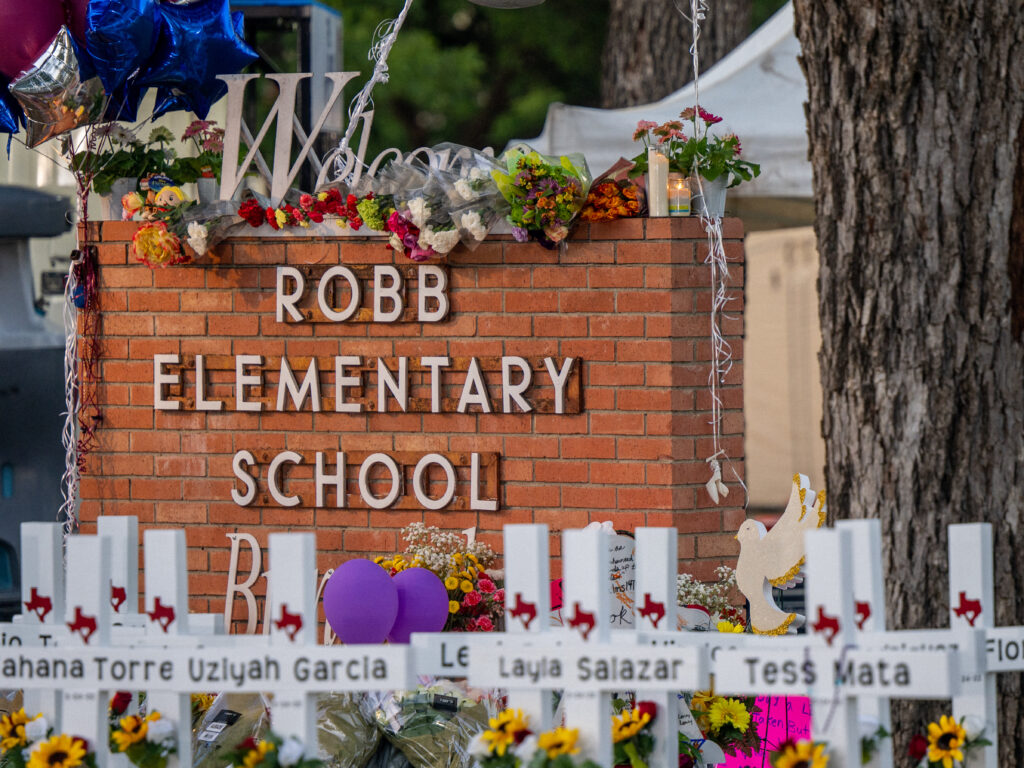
[153,354,578,415]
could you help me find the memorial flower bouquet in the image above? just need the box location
[906,714,990,768]
[687,684,760,757]
[629,107,760,188]
[676,566,745,626]
[470,709,602,768]
[612,702,656,768]
[229,734,323,768]
[580,179,641,222]
[492,147,591,248]
[109,711,177,768]
[770,739,829,768]
[178,119,226,182]
[445,150,510,250]
[0,708,97,768]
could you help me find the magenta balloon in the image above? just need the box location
[387,567,450,644]
[63,0,91,44]
[0,0,64,80]
[323,559,398,644]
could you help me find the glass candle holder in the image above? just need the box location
[668,173,691,216]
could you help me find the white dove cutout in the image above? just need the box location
[735,473,827,635]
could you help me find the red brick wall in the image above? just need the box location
[79,217,745,615]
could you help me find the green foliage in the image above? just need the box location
[323,0,608,156]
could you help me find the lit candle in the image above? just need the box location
[668,173,690,216]
[647,149,669,217]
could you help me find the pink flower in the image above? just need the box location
[494,589,504,603]
[632,120,657,141]
[699,107,723,124]
[477,578,495,594]
[679,107,696,121]
[299,193,315,209]
[462,591,482,607]
[475,616,494,632]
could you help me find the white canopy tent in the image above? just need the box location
[522,2,812,229]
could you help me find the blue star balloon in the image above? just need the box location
[85,0,158,94]
[103,76,150,122]
[0,85,21,135]
[140,0,257,118]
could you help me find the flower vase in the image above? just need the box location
[196,176,219,204]
[690,176,728,218]
[98,177,139,220]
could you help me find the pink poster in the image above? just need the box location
[722,696,812,768]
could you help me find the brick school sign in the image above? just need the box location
[78,217,745,613]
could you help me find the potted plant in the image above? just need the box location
[70,124,178,219]
[175,119,226,203]
[630,107,760,218]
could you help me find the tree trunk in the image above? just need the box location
[792,0,1024,763]
[600,0,750,109]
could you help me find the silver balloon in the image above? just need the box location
[8,27,106,147]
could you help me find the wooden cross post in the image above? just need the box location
[19,523,65,718]
[63,535,113,765]
[634,528,678,768]
[835,519,893,768]
[266,533,320,749]
[502,523,554,731]
[98,515,139,621]
[946,524,996,768]
[143,528,194,768]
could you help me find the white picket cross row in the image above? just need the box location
[19,523,65,720]
[98,515,139,619]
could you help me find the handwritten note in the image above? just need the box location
[609,534,636,629]
[722,696,811,768]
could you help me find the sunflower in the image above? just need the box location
[27,734,87,768]
[111,712,160,752]
[537,727,580,758]
[481,709,530,756]
[927,715,966,768]
[242,740,275,768]
[708,698,751,733]
[0,709,34,752]
[772,740,828,768]
[716,620,744,633]
[611,709,652,743]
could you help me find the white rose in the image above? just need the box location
[962,715,985,741]
[454,179,475,200]
[407,197,429,228]
[24,717,48,743]
[458,211,486,241]
[146,717,176,746]
[469,167,488,182]
[187,221,208,254]
[468,732,491,757]
[277,738,305,767]
[430,229,460,255]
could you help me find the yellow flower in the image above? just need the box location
[111,712,160,751]
[374,556,386,564]
[445,576,459,590]
[611,709,652,743]
[460,580,474,593]
[274,209,288,228]
[708,698,750,734]
[243,740,275,768]
[481,709,530,756]
[318,192,329,202]
[191,693,216,712]
[689,685,716,713]
[27,734,87,768]
[773,740,828,768]
[0,709,35,752]
[537,727,579,758]
[449,600,461,614]
[716,620,744,633]
[927,715,966,768]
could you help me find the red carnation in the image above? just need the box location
[907,734,929,761]
[266,207,280,230]
[237,737,259,752]
[238,199,264,228]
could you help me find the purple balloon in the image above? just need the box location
[0,0,64,80]
[323,559,398,644]
[387,568,450,644]
[63,0,90,44]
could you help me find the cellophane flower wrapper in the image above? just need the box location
[492,145,592,247]
[317,692,382,768]
[191,693,270,768]
[414,169,461,256]
[440,147,510,250]
[360,680,493,768]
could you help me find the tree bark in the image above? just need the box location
[600,0,751,109]
[792,0,1024,763]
